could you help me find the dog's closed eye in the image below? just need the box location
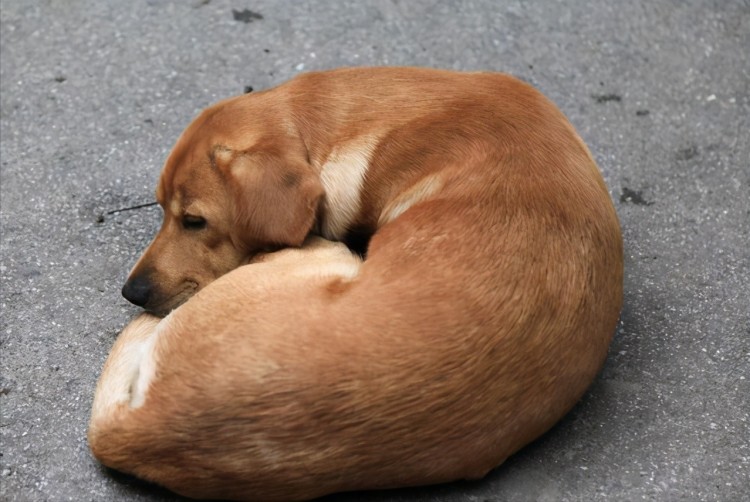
[182,215,207,230]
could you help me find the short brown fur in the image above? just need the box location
[93,67,623,501]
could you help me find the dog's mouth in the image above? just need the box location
[146,281,199,317]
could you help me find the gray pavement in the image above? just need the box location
[1,0,748,500]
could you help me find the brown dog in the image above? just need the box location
[91,67,623,500]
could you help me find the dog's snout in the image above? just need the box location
[122,275,153,307]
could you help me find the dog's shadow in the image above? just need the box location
[98,466,187,501]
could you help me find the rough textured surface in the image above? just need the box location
[1,1,748,500]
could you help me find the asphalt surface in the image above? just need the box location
[1,1,748,500]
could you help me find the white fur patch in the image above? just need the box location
[318,137,377,239]
[90,315,162,419]
[317,253,363,281]
[129,314,171,408]
[378,175,444,225]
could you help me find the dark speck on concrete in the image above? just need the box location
[143,118,154,125]
[676,145,699,161]
[20,266,41,278]
[636,109,650,116]
[0,376,13,396]
[244,85,254,93]
[54,76,66,83]
[593,93,622,104]
[620,187,654,206]
[232,8,263,23]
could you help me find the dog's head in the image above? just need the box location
[122,99,323,315]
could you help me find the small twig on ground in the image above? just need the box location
[105,201,159,215]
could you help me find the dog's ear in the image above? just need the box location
[213,146,323,249]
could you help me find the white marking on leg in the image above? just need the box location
[378,174,444,225]
[90,314,162,419]
[129,313,172,408]
[318,137,378,239]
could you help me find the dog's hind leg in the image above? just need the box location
[88,313,162,454]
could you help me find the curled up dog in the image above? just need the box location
[89,67,623,501]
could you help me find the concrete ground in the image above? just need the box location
[1,0,748,500]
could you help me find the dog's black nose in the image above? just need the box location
[122,275,152,307]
